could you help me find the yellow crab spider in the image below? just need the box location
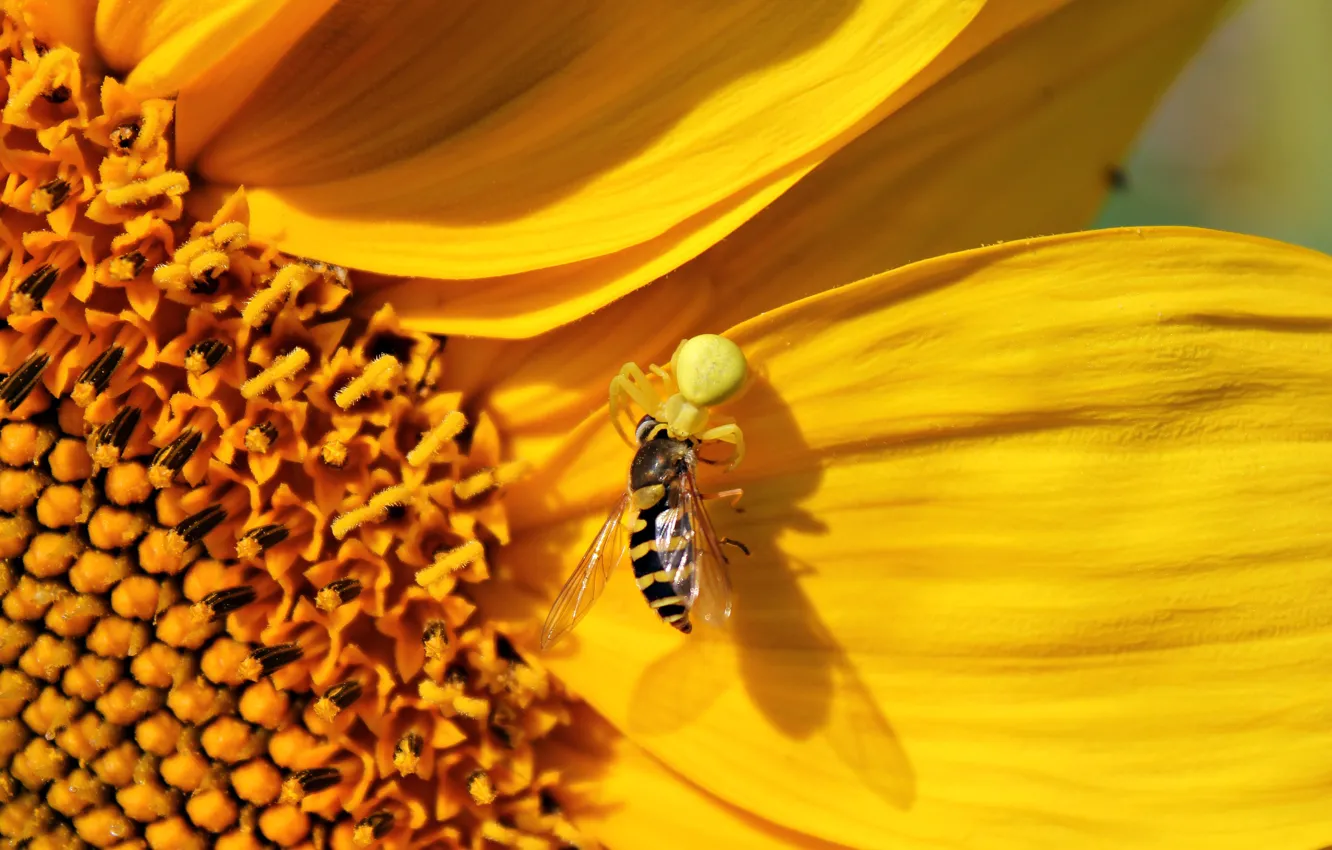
[608,334,748,469]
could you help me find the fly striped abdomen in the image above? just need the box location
[628,493,693,634]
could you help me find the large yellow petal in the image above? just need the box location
[365,0,1073,337]
[353,170,809,340]
[95,0,333,97]
[19,0,98,64]
[187,0,982,280]
[551,705,842,849]
[496,229,1332,848]
[450,0,1226,420]
[696,0,1229,331]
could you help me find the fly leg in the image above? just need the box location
[696,423,745,471]
[700,487,743,509]
[720,538,751,557]
[702,488,748,557]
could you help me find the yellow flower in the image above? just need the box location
[0,1,1289,849]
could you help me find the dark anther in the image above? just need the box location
[111,251,147,278]
[366,332,416,364]
[185,339,231,374]
[443,664,468,689]
[35,179,70,209]
[246,643,303,677]
[539,789,562,815]
[316,578,360,611]
[0,352,50,410]
[45,86,70,104]
[189,272,221,295]
[489,724,513,749]
[111,121,140,150]
[151,428,203,473]
[423,620,449,648]
[197,586,257,621]
[494,634,524,666]
[171,504,227,547]
[15,266,58,300]
[247,420,279,452]
[76,346,125,395]
[355,812,394,842]
[322,680,362,712]
[240,523,289,552]
[287,766,341,795]
[395,732,422,762]
[96,406,141,452]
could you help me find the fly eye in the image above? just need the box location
[634,415,658,444]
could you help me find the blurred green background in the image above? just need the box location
[1094,1,1332,252]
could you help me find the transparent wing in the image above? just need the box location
[656,463,733,626]
[540,494,630,650]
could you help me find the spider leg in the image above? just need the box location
[608,363,663,446]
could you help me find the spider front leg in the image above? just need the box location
[697,423,746,471]
[608,362,664,446]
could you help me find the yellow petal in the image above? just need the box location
[357,172,806,340]
[453,0,1227,419]
[697,0,1231,332]
[20,0,98,63]
[554,705,841,849]
[505,229,1332,848]
[95,0,333,98]
[189,0,982,280]
[362,0,1072,338]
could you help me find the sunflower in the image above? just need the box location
[0,1,1305,849]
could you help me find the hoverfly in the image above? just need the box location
[540,335,750,649]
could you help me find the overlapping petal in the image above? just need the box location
[697,0,1230,330]
[552,705,842,849]
[364,0,1078,337]
[95,0,334,98]
[17,0,98,61]
[449,0,1229,424]
[176,0,982,280]
[497,229,1332,848]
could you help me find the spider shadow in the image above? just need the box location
[623,375,917,810]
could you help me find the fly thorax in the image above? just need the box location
[629,437,689,490]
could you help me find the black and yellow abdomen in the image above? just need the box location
[626,435,696,634]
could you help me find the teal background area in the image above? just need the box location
[1093,2,1332,253]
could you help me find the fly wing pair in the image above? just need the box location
[540,464,734,650]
